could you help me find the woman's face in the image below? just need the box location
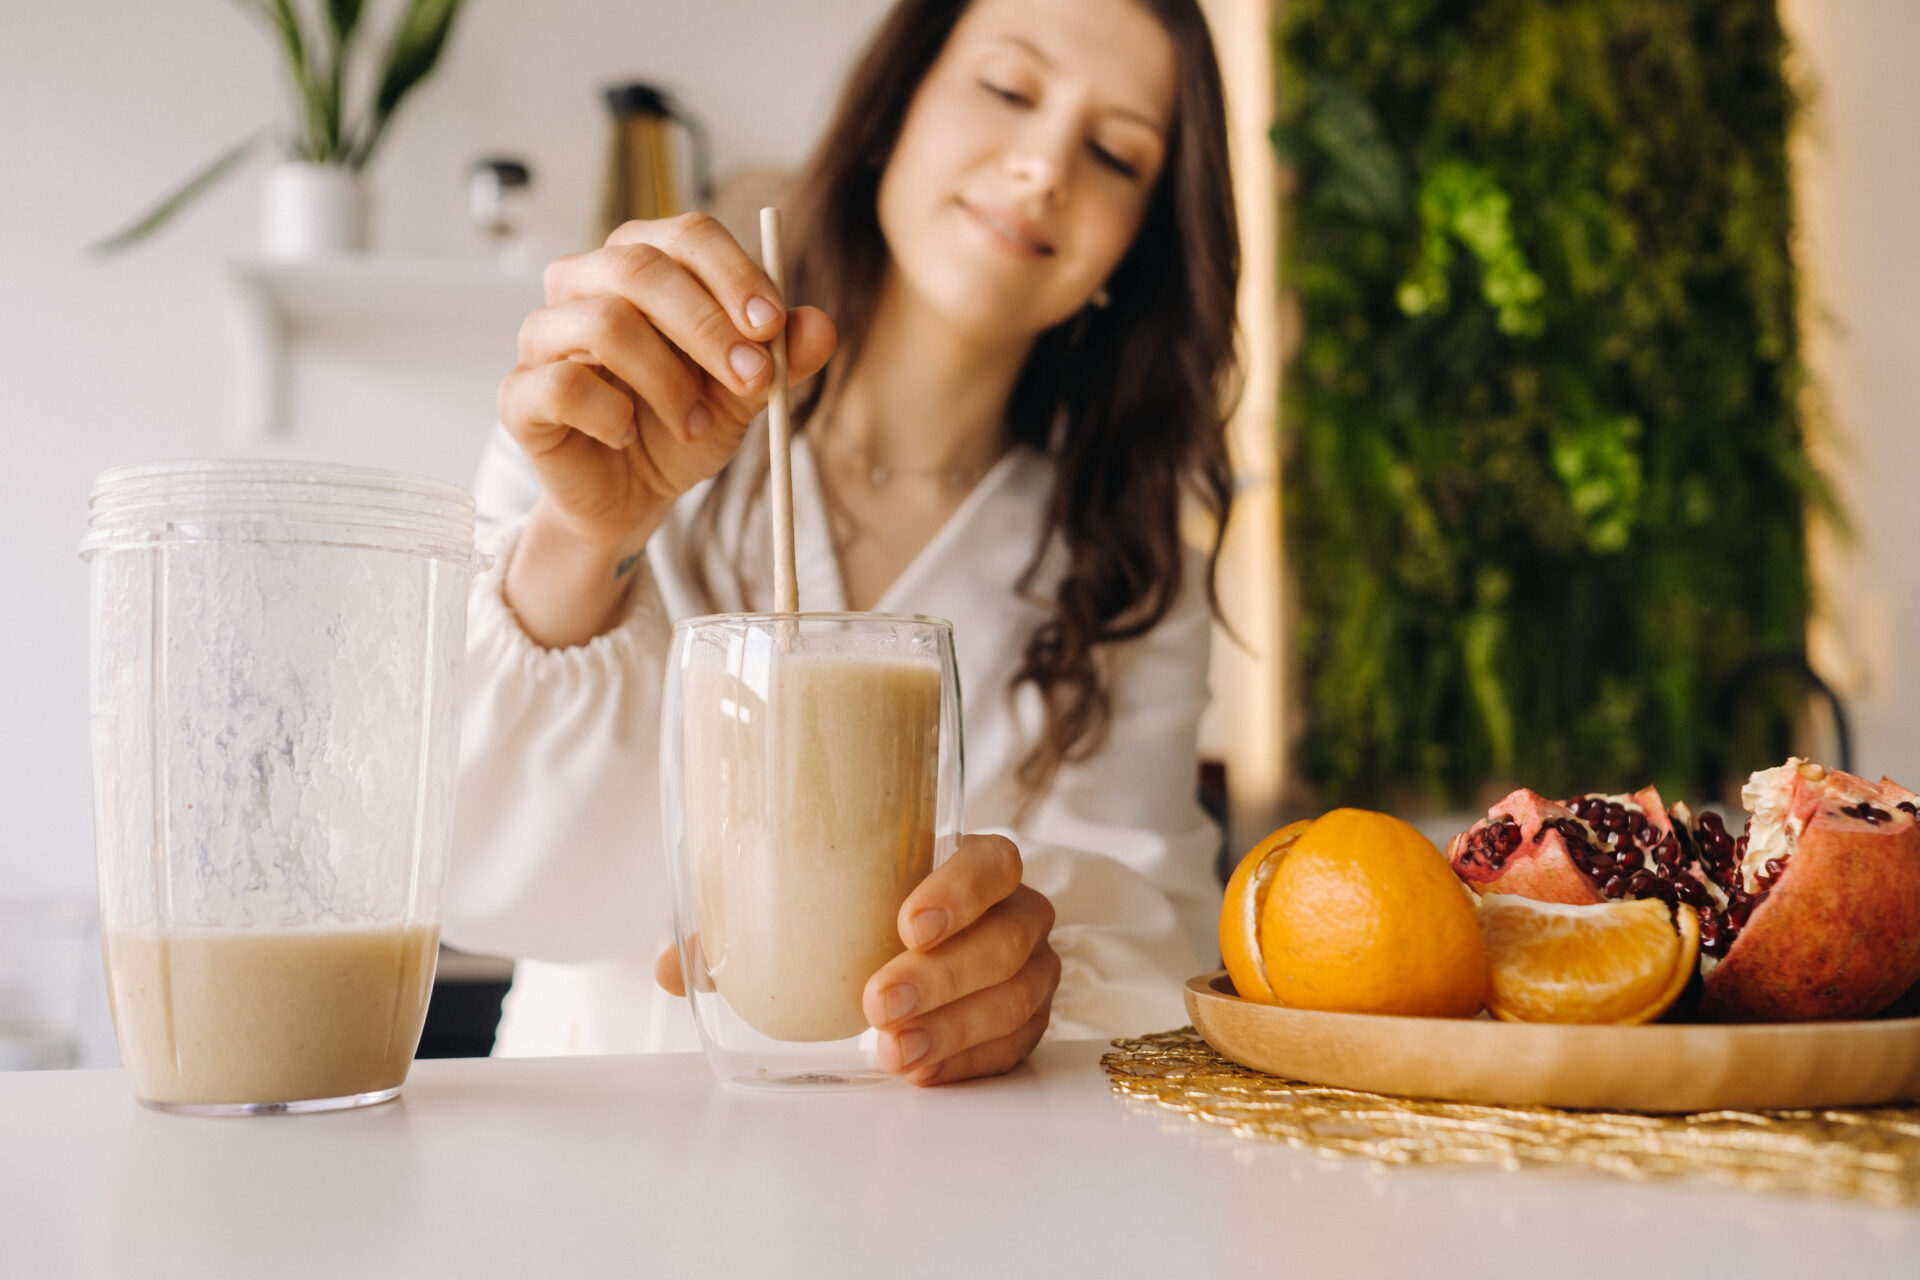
[876,0,1176,341]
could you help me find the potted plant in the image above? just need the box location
[93,0,468,257]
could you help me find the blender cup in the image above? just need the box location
[81,460,486,1114]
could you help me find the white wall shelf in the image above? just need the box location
[226,254,544,437]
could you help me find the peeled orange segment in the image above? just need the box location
[1219,820,1313,1004]
[1480,895,1700,1025]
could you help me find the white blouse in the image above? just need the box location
[443,423,1222,1054]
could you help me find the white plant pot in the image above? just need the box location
[261,162,367,259]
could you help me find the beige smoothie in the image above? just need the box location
[684,649,941,1042]
[103,921,439,1106]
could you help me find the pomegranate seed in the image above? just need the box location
[1603,875,1627,899]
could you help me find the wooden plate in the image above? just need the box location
[1184,971,1920,1112]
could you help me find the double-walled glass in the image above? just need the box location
[661,613,963,1089]
[81,460,486,1114]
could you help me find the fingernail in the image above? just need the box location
[896,1029,931,1069]
[745,296,779,328]
[686,402,713,437]
[728,343,767,383]
[909,909,947,949]
[882,984,919,1023]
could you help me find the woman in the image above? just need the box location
[446,0,1240,1085]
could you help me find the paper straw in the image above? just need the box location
[760,207,799,616]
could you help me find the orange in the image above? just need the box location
[1479,895,1699,1024]
[1219,820,1314,1004]
[1221,809,1486,1018]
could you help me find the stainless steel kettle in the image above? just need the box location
[600,83,711,238]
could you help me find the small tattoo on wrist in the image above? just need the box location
[615,552,642,580]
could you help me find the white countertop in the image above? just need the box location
[3,1039,1914,1279]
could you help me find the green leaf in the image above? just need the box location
[326,0,365,40]
[1300,75,1407,223]
[254,0,334,160]
[348,0,466,169]
[1399,163,1545,336]
[323,0,366,155]
[1461,607,1515,778]
[87,132,265,256]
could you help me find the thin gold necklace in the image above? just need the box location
[815,427,997,493]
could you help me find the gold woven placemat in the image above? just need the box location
[1102,1028,1920,1207]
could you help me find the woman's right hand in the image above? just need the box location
[494,213,837,647]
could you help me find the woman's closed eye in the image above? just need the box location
[1087,141,1139,179]
[981,80,1032,107]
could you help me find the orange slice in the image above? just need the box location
[1219,820,1313,1003]
[1479,895,1699,1024]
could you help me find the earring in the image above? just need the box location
[1090,285,1111,309]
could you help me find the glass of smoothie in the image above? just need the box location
[661,613,963,1089]
[81,460,486,1114]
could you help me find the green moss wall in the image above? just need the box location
[1277,0,1821,805]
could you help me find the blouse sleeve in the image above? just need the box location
[1007,553,1224,1040]
[438,432,679,963]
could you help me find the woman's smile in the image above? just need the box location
[956,197,1056,258]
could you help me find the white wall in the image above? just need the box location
[1782,0,1920,788]
[2,0,899,1063]
[1,0,896,911]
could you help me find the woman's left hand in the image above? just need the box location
[863,834,1060,1086]
[653,833,1059,1085]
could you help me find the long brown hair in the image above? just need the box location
[729,0,1240,793]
